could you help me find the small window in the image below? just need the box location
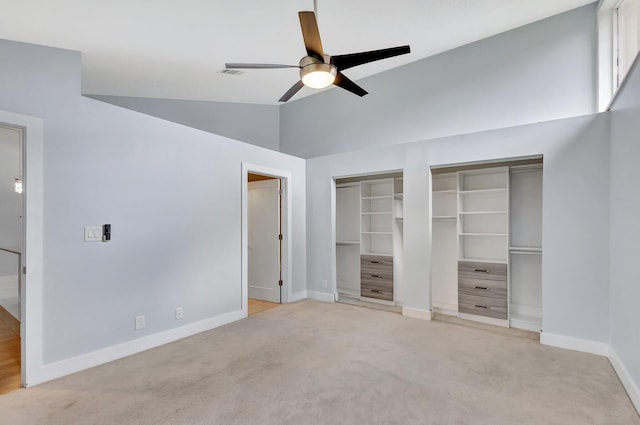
[598,0,640,110]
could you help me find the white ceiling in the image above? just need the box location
[0,0,594,105]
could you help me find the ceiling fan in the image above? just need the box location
[225,11,410,102]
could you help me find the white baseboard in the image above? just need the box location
[289,291,308,302]
[402,307,433,321]
[29,309,245,387]
[609,348,640,415]
[459,312,509,328]
[540,332,609,356]
[306,290,335,303]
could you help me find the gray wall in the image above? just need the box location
[90,95,280,151]
[609,58,640,401]
[0,126,22,276]
[281,4,597,158]
[0,39,306,365]
[306,113,611,344]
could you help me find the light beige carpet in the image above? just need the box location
[0,300,638,425]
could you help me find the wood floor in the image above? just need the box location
[248,298,280,316]
[0,305,20,395]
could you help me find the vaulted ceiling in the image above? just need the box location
[0,0,594,105]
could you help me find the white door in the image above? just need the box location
[248,179,281,303]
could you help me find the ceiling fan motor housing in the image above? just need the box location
[299,56,337,88]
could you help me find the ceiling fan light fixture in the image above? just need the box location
[300,62,336,89]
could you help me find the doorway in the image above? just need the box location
[241,163,292,318]
[247,174,282,314]
[0,124,23,393]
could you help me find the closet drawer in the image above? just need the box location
[361,255,393,271]
[361,281,393,301]
[459,294,507,320]
[458,261,506,282]
[459,276,507,300]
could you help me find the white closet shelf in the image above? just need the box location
[394,193,404,199]
[459,211,507,215]
[433,215,456,221]
[362,252,393,257]
[509,246,542,254]
[460,233,507,236]
[361,195,393,200]
[460,257,508,264]
[459,188,508,194]
[361,231,393,235]
[337,241,360,246]
[433,189,456,193]
[361,211,392,215]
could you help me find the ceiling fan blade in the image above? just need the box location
[333,72,368,97]
[299,11,324,60]
[330,45,411,71]
[225,63,300,69]
[279,80,305,102]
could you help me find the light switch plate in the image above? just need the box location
[84,226,102,242]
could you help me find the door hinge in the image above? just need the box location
[23,266,26,274]
[278,279,283,286]
[278,234,283,240]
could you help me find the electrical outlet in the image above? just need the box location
[135,315,145,330]
[322,279,328,289]
[175,307,183,320]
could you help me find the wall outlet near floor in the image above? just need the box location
[175,307,183,320]
[135,315,145,330]
[322,279,328,289]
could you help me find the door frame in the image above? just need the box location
[0,111,44,387]
[241,163,292,317]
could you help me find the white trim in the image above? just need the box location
[289,291,308,302]
[31,309,244,386]
[306,290,335,303]
[0,111,44,388]
[609,348,640,415]
[241,163,294,315]
[540,332,609,356]
[402,307,433,321]
[432,302,459,317]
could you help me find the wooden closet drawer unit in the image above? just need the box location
[458,276,507,300]
[360,255,393,270]
[459,294,507,319]
[361,281,393,301]
[458,261,506,282]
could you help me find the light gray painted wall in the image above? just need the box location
[281,4,597,158]
[0,39,306,364]
[307,113,610,344]
[609,59,640,400]
[0,126,22,276]
[90,95,280,151]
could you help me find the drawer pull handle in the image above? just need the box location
[475,305,488,309]
[370,261,381,264]
[474,286,488,290]
[474,269,489,273]
[370,289,383,294]
[371,274,381,278]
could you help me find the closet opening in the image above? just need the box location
[334,171,403,313]
[430,156,543,335]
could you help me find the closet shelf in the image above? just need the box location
[460,257,508,264]
[459,211,507,215]
[337,241,360,246]
[361,195,393,200]
[433,215,456,221]
[459,188,507,194]
[394,193,404,199]
[509,246,542,254]
[361,231,393,235]
[460,233,507,236]
[361,211,392,215]
[433,189,456,194]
